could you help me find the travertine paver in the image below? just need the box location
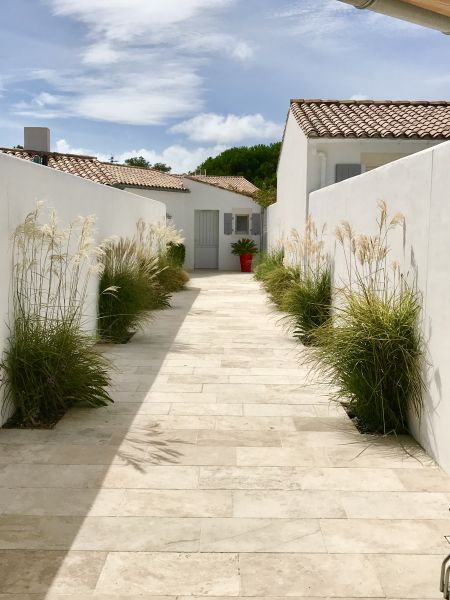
[0,271,448,598]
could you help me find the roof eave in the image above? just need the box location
[114,184,189,193]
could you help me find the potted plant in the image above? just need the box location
[231,238,259,272]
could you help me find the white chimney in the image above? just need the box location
[24,127,50,152]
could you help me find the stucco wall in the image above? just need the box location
[267,111,309,247]
[124,179,261,271]
[268,109,443,245]
[309,141,450,475]
[0,153,166,423]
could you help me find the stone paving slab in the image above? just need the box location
[0,272,448,598]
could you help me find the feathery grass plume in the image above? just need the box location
[308,201,423,434]
[1,205,112,427]
[284,218,327,274]
[136,218,185,261]
[279,219,331,344]
[134,219,189,292]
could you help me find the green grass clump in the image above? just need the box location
[157,255,189,293]
[282,266,332,345]
[2,319,111,427]
[253,249,284,281]
[262,264,299,307]
[98,239,168,342]
[310,287,423,434]
[167,242,186,267]
[98,266,158,341]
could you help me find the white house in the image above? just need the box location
[112,170,261,271]
[1,128,261,271]
[268,99,450,246]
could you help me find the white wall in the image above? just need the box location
[124,179,261,271]
[267,111,309,247]
[309,141,450,475]
[0,153,166,423]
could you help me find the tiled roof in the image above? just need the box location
[0,148,187,191]
[290,99,450,139]
[102,163,186,191]
[0,148,111,185]
[187,175,258,195]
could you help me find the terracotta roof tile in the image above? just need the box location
[102,163,186,191]
[290,99,450,139]
[0,148,187,191]
[187,175,258,195]
[0,148,111,184]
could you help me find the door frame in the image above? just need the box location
[194,209,220,269]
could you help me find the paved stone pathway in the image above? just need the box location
[0,272,449,598]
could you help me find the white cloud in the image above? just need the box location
[48,0,235,42]
[231,41,254,61]
[350,93,369,101]
[55,138,225,173]
[18,0,254,125]
[55,138,105,157]
[272,0,423,47]
[116,144,227,173]
[170,113,282,143]
[82,42,122,65]
[15,64,204,125]
[272,0,353,44]
[180,33,254,62]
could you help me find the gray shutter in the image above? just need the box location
[224,213,233,235]
[251,213,261,235]
[335,164,362,183]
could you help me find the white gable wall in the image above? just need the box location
[267,111,309,247]
[124,179,261,270]
[268,109,444,244]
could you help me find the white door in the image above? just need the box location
[194,210,219,269]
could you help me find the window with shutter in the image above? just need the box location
[335,164,362,183]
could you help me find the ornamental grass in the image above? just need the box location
[262,264,300,308]
[257,220,332,344]
[98,238,167,342]
[308,201,424,434]
[281,265,332,345]
[98,219,188,342]
[1,206,112,427]
[253,248,284,281]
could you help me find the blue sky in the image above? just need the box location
[1,0,449,172]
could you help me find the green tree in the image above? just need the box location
[253,186,276,208]
[124,156,150,168]
[152,162,172,173]
[195,142,281,189]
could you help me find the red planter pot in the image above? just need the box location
[239,253,253,272]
